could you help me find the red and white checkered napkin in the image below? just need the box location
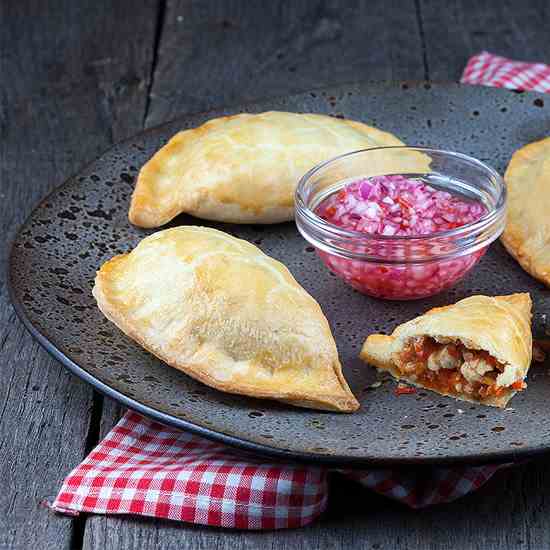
[53,52,543,529]
[52,412,327,529]
[52,411,503,529]
[461,51,550,93]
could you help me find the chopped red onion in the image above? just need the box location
[314,175,488,300]
[317,175,486,236]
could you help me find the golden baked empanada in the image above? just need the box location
[129,111,405,227]
[360,294,532,408]
[502,137,550,286]
[93,226,359,412]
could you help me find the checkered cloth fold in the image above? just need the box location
[53,412,328,529]
[344,464,504,509]
[53,51,546,529]
[52,411,503,528]
[461,51,550,92]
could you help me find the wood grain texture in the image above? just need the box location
[86,1,550,549]
[82,1,550,549]
[419,0,550,80]
[4,0,550,548]
[144,0,426,125]
[0,1,158,548]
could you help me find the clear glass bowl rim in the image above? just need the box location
[294,146,506,245]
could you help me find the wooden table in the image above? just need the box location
[1,1,549,548]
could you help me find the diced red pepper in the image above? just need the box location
[394,384,416,396]
[511,380,526,391]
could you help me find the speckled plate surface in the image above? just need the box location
[9,82,550,466]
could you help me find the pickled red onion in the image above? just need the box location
[317,175,486,236]
[314,175,488,300]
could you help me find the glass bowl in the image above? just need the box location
[295,147,506,300]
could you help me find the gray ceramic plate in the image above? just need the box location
[9,82,550,466]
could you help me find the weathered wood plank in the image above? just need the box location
[82,462,550,550]
[0,1,159,548]
[419,0,550,80]
[144,0,426,124]
[76,1,550,549]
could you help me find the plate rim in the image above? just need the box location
[7,80,548,467]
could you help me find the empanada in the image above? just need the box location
[129,111,405,227]
[360,294,532,407]
[502,137,550,286]
[93,226,359,412]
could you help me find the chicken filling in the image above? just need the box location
[396,336,525,400]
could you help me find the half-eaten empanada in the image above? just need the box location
[502,137,550,286]
[129,111,405,227]
[360,294,532,407]
[93,226,359,412]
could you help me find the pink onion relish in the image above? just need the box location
[315,175,488,300]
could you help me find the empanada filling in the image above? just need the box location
[395,336,525,400]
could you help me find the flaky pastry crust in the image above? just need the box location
[502,137,550,286]
[129,111,406,227]
[93,226,359,412]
